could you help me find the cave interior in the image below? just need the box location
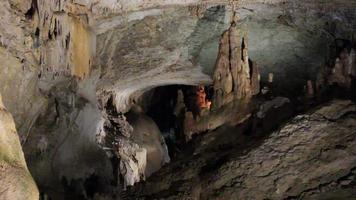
[0,0,356,200]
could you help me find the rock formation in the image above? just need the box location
[0,94,39,200]
[211,21,260,110]
[316,39,356,96]
[180,18,261,141]
[128,100,356,199]
[0,0,355,199]
[99,96,170,188]
[128,108,170,177]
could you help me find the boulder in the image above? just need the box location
[128,111,170,177]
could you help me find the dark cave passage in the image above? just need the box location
[130,84,215,159]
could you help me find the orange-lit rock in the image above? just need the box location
[70,17,93,79]
[196,86,211,110]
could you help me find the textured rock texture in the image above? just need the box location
[241,0,356,96]
[0,0,355,199]
[0,0,47,137]
[127,109,170,177]
[1,0,355,133]
[98,97,170,188]
[212,21,260,109]
[0,94,39,200]
[129,100,356,199]
[23,82,113,199]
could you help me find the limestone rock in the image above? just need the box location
[183,111,196,141]
[253,97,294,135]
[101,96,170,187]
[128,111,170,177]
[0,0,47,137]
[212,23,259,110]
[0,94,39,200]
[328,58,350,87]
[250,61,261,96]
[129,100,356,199]
[117,139,146,188]
[173,90,186,117]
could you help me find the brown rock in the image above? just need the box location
[212,23,259,109]
[328,58,351,88]
[251,61,261,96]
[350,48,356,76]
[184,111,196,141]
[307,80,314,98]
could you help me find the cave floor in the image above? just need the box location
[128,100,356,200]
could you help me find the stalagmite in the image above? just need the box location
[268,73,274,83]
[315,40,356,97]
[251,61,261,95]
[307,80,314,98]
[212,27,234,109]
[349,48,356,76]
[229,21,242,94]
[329,57,350,88]
[211,19,259,109]
[174,90,186,117]
[353,34,356,46]
[184,112,196,141]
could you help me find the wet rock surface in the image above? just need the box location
[129,100,356,200]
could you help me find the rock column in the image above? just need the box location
[211,22,259,110]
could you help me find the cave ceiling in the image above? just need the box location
[90,0,356,111]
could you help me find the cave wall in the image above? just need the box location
[0,94,39,200]
[240,1,356,95]
[0,0,47,137]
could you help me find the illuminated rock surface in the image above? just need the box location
[0,0,355,199]
[0,94,39,200]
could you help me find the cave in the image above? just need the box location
[0,1,356,200]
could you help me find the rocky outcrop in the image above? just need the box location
[252,96,294,135]
[130,100,356,199]
[128,109,170,177]
[325,44,355,89]
[99,97,170,188]
[313,38,356,103]
[22,81,113,199]
[0,94,39,200]
[212,19,260,110]
[181,19,260,141]
[0,0,47,137]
